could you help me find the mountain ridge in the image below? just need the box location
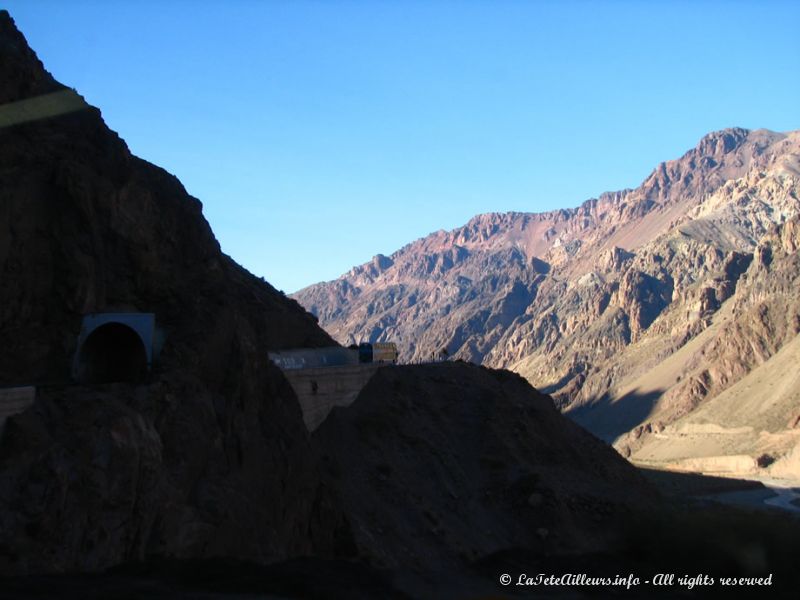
[295,126,796,355]
[294,126,800,477]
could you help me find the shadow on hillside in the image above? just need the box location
[473,502,800,597]
[539,370,578,396]
[638,467,766,497]
[641,467,800,511]
[566,387,665,444]
[0,558,412,600]
[3,475,799,599]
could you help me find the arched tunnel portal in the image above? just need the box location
[72,313,157,384]
[77,323,147,383]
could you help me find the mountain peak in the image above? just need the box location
[692,127,750,158]
[0,10,63,104]
[691,127,789,162]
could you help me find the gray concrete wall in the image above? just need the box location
[269,347,359,370]
[0,386,35,436]
[282,364,382,431]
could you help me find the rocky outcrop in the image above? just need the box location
[0,14,62,104]
[0,11,339,575]
[0,371,347,574]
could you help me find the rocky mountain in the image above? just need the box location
[0,9,659,582]
[0,9,343,575]
[294,127,800,476]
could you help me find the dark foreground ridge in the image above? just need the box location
[315,362,656,569]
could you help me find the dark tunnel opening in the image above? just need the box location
[76,322,148,384]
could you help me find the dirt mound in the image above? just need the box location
[314,362,655,571]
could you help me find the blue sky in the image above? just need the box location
[6,1,799,293]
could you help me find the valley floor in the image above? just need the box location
[637,466,800,514]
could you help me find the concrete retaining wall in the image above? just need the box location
[282,364,382,431]
[269,347,359,371]
[0,386,36,435]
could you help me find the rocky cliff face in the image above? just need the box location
[603,214,800,473]
[296,128,798,365]
[295,127,800,473]
[0,11,656,578]
[0,16,331,385]
[0,10,340,574]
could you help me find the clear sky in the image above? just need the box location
[5,1,799,293]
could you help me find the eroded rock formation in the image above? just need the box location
[296,120,800,473]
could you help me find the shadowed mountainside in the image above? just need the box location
[314,362,655,572]
[0,9,345,575]
[0,10,659,580]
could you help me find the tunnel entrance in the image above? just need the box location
[75,323,148,384]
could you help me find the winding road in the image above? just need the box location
[761,478,800,513]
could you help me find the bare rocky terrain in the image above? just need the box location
[0,9,342,575]
[295,125,800,481]
[314,362,655,572]
[0,10,671,592]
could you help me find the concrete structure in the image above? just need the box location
[0,386,35,436]
[280,364,383,431]
[72,313,162,383]
[269,347,359,371]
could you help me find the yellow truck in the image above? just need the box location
[358,342,399,364]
